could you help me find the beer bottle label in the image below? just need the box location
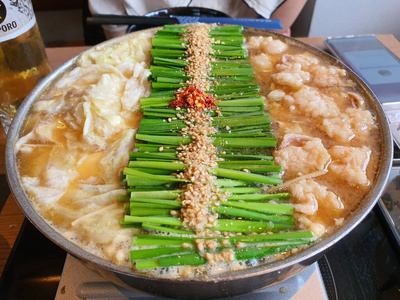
[0,0,36,43]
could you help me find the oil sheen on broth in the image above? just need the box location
[14,31,380,277]
[247,34,380,236]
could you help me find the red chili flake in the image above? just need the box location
[169,86,217,110]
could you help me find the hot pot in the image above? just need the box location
[5,27,393,299]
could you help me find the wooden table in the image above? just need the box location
[0,35,399,277]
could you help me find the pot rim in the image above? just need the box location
[5,26,393,284]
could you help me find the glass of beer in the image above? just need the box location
[0,0,51,134]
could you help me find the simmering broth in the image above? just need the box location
[247,34,380,235]
[14,27,381,278]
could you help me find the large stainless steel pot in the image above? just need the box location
[5,27,393,299]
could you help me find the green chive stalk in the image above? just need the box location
[117,24,314,270]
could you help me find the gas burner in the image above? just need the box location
[55,255,329,300]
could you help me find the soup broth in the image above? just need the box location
[246,34,380,235]
[14,28,381,278]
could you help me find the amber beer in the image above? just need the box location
[0,0,51,133]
